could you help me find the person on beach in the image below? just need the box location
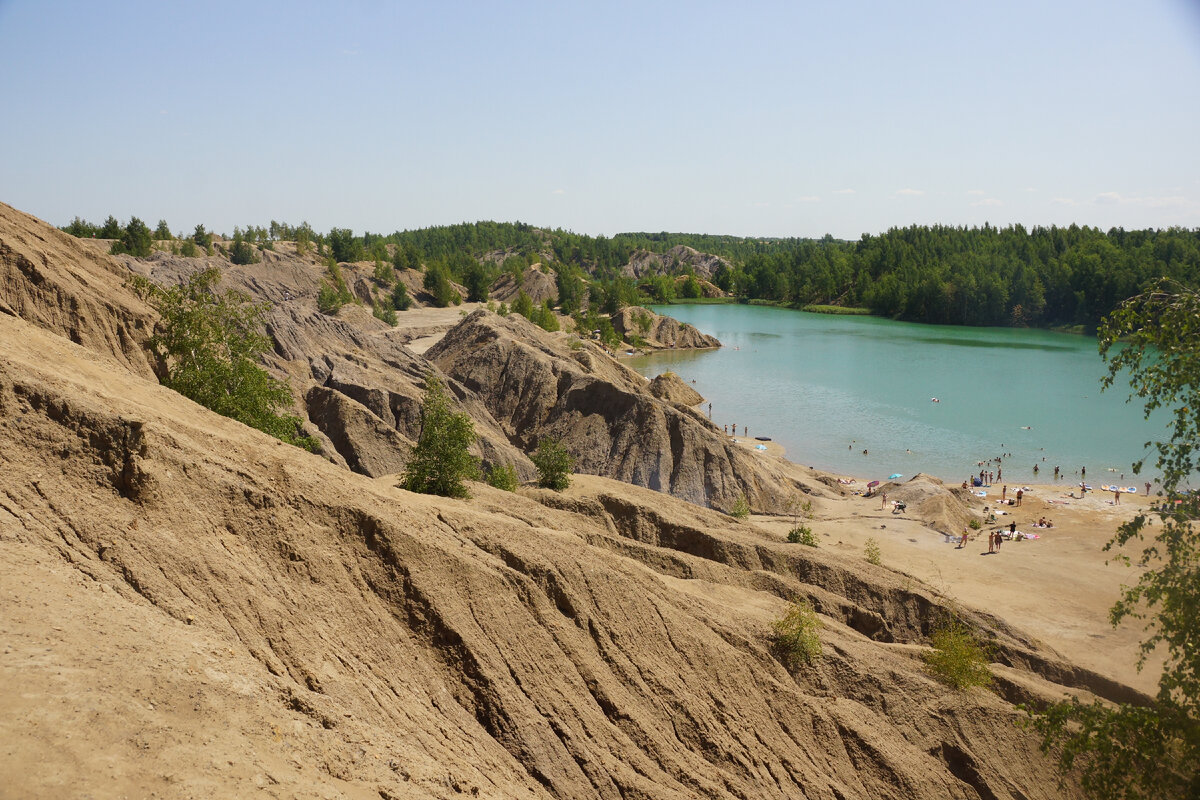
[988,532,995,553]
[881,492,887,510]
[997,467,1002,481]
[959,529,968,549]
[1145,481,1152,495]
[1114,489,1121,504]
[1016,488,1023,506]
[995,530,1002,550]
[1002,485,1007,501]
[1009,520,1016,537]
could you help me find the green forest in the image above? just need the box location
[66,214,1200,330]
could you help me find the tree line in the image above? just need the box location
[65,214,1200,329]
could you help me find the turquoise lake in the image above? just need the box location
[627,305,1167,487]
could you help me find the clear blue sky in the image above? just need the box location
[2,0,1199,239]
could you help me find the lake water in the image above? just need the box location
[627,305,1167,488]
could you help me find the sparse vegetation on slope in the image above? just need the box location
[131,268,315,450]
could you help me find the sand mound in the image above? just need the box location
[882,473,975,534]
[648,371,705,406]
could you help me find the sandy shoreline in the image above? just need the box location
[760,441,1163,694]
[725,418,1161,692]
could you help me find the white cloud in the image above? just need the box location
[966,189,985,196]
[1094,191,1187,208]
[794,195,820,203]
[753,201,771,208]
[895,188,924,196]
[1025,187,1038,193]
[1051,197,1077,206]
[551,188,566,195]
[833,188,855,195]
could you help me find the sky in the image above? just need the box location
[2,0,1199,240]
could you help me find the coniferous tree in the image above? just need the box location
[401,373,479,498]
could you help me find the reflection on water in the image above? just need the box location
[628,305,1164,484]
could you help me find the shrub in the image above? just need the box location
[730,494,751,520]
[317,282,344,314]
[486,463,519,492]
[180,239,199,258]
[401,373,479,498]
[788,525,818,546]
[374,260,395,286]
[531,438,573,491]
[110,216,153,258]
[391,282,412,311]
[923,618,993,690]
[131,269,316,451]
[373,300,397,326]
[229,229,259,265]
[865,537,882,565]
[423,264,460,307]
[968,518,982,530]
[772,598,822,667]
[534,301,560,332]
[512,289,534,320]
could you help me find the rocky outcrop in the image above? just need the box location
[612,305,720,349]
[428,310,808,512]
[489,263,559,305]
[647,372,704,406]
[621,244,732,281]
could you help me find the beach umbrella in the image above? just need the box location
[889,473,903,480]
[867,480,880,488]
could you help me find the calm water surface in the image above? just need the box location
[628,305,1166,487]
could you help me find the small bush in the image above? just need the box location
[865,537,882,565]
[531,438,573,491]
[772,598,822,667]
[374,260,395,286]
[317,282,344,314]
[923,618,993,690]
[730,494,751,520]
[968,518,982,530]
[486,463,519,492]
[401,373,479,498]
[788,525,818,546]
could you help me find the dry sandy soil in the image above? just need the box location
[0,201,1163,799]
[730,439,1162,695]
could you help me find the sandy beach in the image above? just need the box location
[736,436,1162,695]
